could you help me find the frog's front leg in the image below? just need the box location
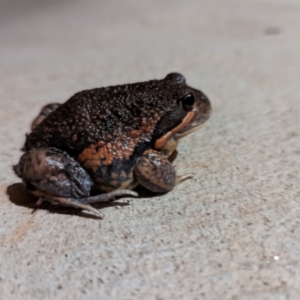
[134,149,192,193]
[13,148,138,217]
[31,103,61,131]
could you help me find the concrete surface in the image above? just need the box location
[1,0,300,299]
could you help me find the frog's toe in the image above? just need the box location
[80,189,139,204]
[31,103,61,131]
[35,189,138,217]
[175,174,194,185]
[36,195,104,218]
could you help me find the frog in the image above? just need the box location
[13,73,212,217]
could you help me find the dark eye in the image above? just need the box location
[182,93,195,111]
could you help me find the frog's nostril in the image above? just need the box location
[207,105,212,115]
[204,106,212,120]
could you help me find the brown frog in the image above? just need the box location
[13,73,211,217]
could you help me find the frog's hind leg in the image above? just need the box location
[134,149,193,193]
[31,103,61,131]
[13,148,138,218]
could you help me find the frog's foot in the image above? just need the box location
[134,149,193,193]
[31,103,61,131]
[35,190,138,218]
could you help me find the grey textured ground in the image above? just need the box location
[1,0,300,299]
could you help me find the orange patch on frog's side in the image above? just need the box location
[77,113,162,171]
[154,111,195,150]
[77,138,137,170]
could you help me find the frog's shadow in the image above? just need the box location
[6,183,159,219]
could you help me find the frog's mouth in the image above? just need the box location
[173,122,207,140]
[173,105,212,140]
[154,108,211,149]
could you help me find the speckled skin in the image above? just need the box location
[14,73,211,217]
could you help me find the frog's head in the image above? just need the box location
[153,73,212,150]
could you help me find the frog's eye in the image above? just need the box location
[181,93,195,111]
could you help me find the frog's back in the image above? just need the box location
[24,78,179,157]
